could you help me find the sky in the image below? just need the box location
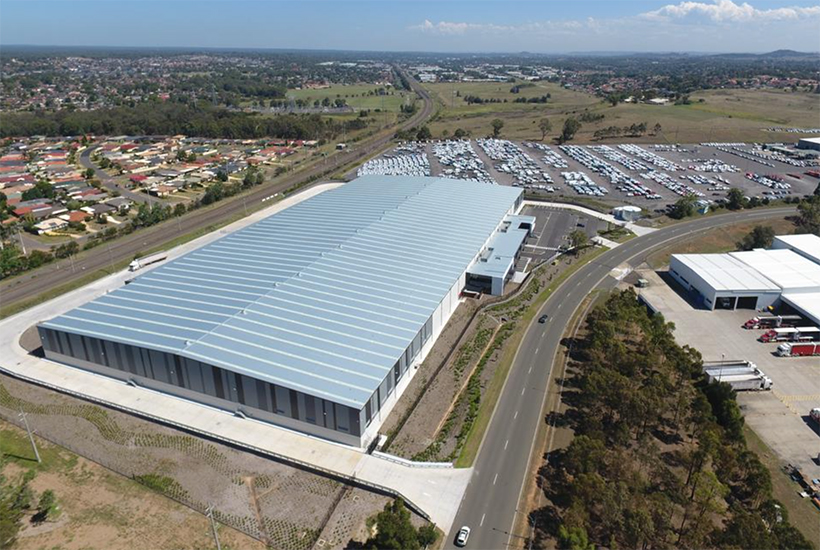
[1,0,819,53]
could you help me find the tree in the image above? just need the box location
[416,125,432,141]
[653,122,663,135]
[561,117,581,143]
[568,229,588,253]
[31,490,57,524]
[737,225,775,251]
[84,167,95,179]
[363,500,434,550]
[669,195,697,219]
[557,525,595,550]
[491,118,504,138]
[538,118,552,141]
[726,187,745,211]
[454,128,467,139]
[797,196,820,235]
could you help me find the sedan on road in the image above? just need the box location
[538,314,549,324]
[455,526,471,547]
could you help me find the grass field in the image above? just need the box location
[423,80,819,143]
[645,215,797,268]
[287,83,411,112]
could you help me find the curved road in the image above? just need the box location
[79,146,161,204]
[445,206,797,550]
[0,68,434,310]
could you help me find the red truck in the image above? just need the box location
[760,327,820,343]
[744,315,802,329]
[805,170,820,179]
[777,342,820,357]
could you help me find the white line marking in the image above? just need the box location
[535,347,539,354]
[521,387,526,395]
[493,473,498,485]
[514,410,519,419]
[528,367,532,374]
[481,513,486,527]
[504,439,509,450]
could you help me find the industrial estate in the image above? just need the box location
[1,5,820,550]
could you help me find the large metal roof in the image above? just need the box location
[729,249,820,291]
[773,234,820,265]
[41,176,522,408]
[672,253,780,292]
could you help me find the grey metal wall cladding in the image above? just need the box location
[38,326,362,437]
[39,175,522,409]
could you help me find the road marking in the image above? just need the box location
[535,347,539,354]
[514,410,519,419]
[528,367,532,374]
[521,387,526,395]
[481,513,486,527]
[493,473,498,485]
[504,439,509,450]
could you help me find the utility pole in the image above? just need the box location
[17,227,27,255]
[19,408,41,463]
[206,504,222,550]
[106,242,115,272]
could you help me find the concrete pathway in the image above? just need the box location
[0,181,470,532]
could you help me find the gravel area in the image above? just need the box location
[0,373,393,550]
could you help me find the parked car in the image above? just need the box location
[455,526,471,547]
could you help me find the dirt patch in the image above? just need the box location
[0,372,419,550]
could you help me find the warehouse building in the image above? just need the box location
[37,176,524,447]
[797,137,820,151]
[668,234,820,325]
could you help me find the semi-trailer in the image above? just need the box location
[128,252,168,272]
[776,342,820,357]
[743,314,803,329]
[703,361,772,391]
[759,327,820,343]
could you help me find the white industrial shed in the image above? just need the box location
[669,253,781,310]
[38,175,525,447]
[669,234,820,319]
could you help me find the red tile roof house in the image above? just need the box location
[60,211,91,223]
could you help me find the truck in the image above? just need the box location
[759,327,820,343]
[703,361,772,391]
[776,342,820,357]
[128,252,168,272]
[743,314,803,329]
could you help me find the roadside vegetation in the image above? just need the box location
[533,290,814,550]
[352,499,437,550]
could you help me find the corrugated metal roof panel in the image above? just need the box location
[41,176,521,408]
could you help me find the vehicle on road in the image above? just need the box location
[128,252,168,272]
[455,526,471,547]
[538,314,549,324]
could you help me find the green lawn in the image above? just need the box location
[422,80,818,143]
[287,83,410,112]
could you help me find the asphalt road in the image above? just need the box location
[79,145,160,204]
[0,68,433,311]
[444,206,797,550]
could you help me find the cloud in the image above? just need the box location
[409,19,512,35]
[642,0,820,22]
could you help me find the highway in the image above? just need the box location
[444,206,796,550]
[0,68,434,311]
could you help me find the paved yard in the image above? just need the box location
[636,269,820,479]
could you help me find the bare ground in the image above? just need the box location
[0,373,425,550]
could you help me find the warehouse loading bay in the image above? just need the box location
[635,270,820,484]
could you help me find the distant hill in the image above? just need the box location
[711,49,820,60]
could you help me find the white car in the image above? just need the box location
[455,526,471,547]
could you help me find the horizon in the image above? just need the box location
[2,0,819,53]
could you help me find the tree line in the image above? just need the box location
[536,290,813,550]
[0,101,364,140]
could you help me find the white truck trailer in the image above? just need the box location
[128,252,168,272]
[703,361,772,391]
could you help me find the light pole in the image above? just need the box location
[19,408,41,463]
[206,504,222,550]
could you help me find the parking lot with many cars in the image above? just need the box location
[362,140,819,210]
